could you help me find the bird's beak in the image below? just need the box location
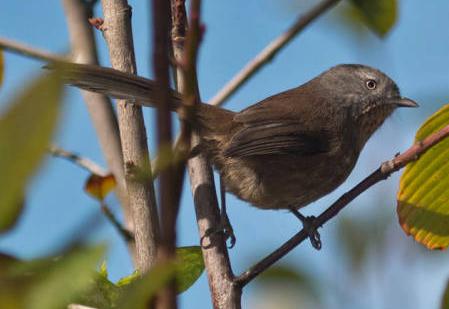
[388,97,419,108]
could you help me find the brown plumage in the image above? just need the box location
[59,63,417,211]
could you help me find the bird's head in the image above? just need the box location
[318,64,418,146]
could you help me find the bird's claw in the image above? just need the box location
[200,214,236,249]
[301,216,321,250]
[290,208,322,250]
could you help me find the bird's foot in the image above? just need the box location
[201,212,236,249]
[290,208,321,250]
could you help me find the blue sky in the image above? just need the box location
[1,1,449,308]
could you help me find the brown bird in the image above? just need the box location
[59,63,418,249]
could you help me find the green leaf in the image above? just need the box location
[175,246,204,293]
[99,261,108,278]
[116,270,140,287]
[118,262,177,309]
[78,246,203,308]
[349,0,397,37]
[397,104,449,249]
[78,270,122,309]
[115,246,203,293]
[0,71,63,232]
[0,245,105,309]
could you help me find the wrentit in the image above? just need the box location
[61,63,418,248]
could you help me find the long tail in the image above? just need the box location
[56,62,236,137]
[56,62,183,110]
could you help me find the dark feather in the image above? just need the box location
[224,122,330,157]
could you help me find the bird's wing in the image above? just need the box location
[223,121,330,157]
[224,87,333,158]
[224,121,330,157]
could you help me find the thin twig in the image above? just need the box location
[208,0,342,107]
[100,201,133,242]
[101,0,160,273]
[0,37,68,63]
[49,145,108,176]
[235,123,449,287]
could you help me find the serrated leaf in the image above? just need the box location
[115,246,204,293]
[176,246,204,293]
[118,262,176,309]
[77,246,203,309]
[77,270,121,309]
[397,104,449,250]
[0,71,63,232]
[99,261,108,278]
[349,0,397,37]
[84,173,116,201]
[116,270,140,287]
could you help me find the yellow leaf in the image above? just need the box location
[84,173,116,201]
[397,104,449,250]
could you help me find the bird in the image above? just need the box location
[57,63,418,249]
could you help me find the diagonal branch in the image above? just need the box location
[0,37,68,63]
[209,0,342,107]
[235,123,449,287]
[49,144,108,176]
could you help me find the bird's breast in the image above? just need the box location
[216,147,358,210]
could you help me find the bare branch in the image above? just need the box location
[209,0,342,107]
[100,201,133,242]
[0,37,68,62]
[49,144,108,176]
[101,0,160,272]
[61,0,136,261]
[235,123,449,287]
[170,1,240,308]
[152,0,179,307]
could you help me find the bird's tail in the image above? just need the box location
[55,62,236,137]
[55,62,183,110]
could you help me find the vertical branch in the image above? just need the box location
[61,0,136,262]
[170,1,241,308]
[152,0,179,308]
[101,0,160,272]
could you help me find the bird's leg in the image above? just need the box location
[200,176,236,249]
[289,207,321,250]
[218,177,236,248]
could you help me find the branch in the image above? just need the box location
[100,201,133,242]
[170,1,239,308]
[152,0,179,307]
[235,123,449,287]
[49,145,108,176]
[100,0,160,272]
[0,37,68,63]
[61,0,136,262]
[208,0,342,107]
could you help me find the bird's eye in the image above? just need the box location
[365,79,377,90]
